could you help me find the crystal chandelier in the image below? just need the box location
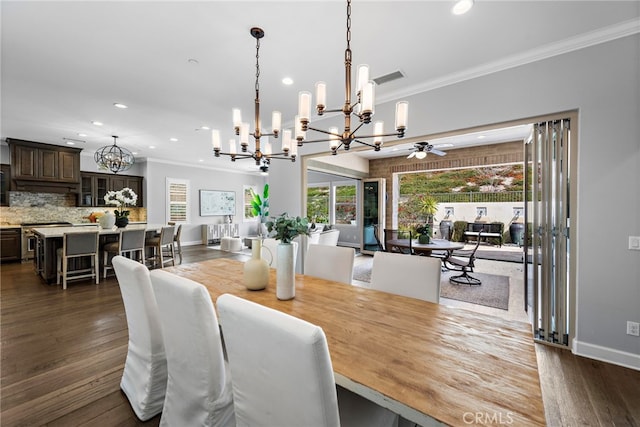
[296,0,408,155]
[94,135,135,173]
[212,27,296,165]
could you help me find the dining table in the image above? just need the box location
[386,237,465,256]
[166,258,545,426]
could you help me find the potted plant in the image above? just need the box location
[265,213,309,300]
[104,187,138,228]
[415,224,432,244]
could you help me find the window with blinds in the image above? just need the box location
[167,178,189,223]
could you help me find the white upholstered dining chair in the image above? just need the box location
[149,269,235,427]
[304,244,355,284]
[216,293,398,427]
[370,251,442,303]
[111,256,167,421]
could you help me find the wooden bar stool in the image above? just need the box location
[102,229,146,278]
[56,231,100,290]
[145,226,175,269]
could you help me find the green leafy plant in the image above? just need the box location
[250,184,269,222]
[266,213,310,244]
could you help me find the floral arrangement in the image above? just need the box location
[104,187,138,218]
[415,224,431,236]
[266,213,310,244]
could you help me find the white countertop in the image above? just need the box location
[32,223,165,238]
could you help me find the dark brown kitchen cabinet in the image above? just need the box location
[1,164,10,206]
[7,138,81,193]
[0,228,21,263]
[79,172,143,207]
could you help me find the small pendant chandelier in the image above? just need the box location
[94,135,135,173]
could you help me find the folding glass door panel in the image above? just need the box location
[360,178,386,255]
[524,118,574,348]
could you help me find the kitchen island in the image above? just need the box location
[32,224,163,283]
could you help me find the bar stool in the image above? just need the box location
[167,222,183,264]
[56,231,100,290]
[102,229,146,278]
[145,226,175,269]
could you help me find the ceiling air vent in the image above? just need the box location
[373,70,405,85]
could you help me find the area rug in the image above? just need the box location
[352,257,510,310]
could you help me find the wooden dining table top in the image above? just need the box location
[166,258,545,426]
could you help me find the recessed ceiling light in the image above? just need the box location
[452,0,474,15]
[132,151,138,155]
[392,147,399,151]
[477,135,486,139]
[66,141,75,145]
[149,146,156,149]
[198,159,204,162]
[113,103,128,109]
[92,121,103,126]
[169,138,178,142]
[201,126,210,130]
[282,77,294,85]
[78,133,87,137]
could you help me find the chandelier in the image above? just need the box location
[296,0,408,155]
[212,27,296,165]
[94,135,135,173]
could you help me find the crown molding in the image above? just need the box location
[378,18,640,104]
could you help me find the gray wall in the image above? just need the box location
[268,35,640,368]
[145,159,266,245]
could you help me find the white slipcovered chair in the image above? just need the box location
[370,251,442,303]
[260,238,298,269]
[111,256,167,421]
[318,228,340,246]
[304,244,355,285]
[216,294,398,427]
[149,269,235,427]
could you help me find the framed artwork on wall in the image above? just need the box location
[199,190,235,216]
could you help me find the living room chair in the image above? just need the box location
[56,231,99,290]
[370,251,442,303]
[317,228,340,246]
[216,294,398,427]
[145,226,175,269]
[304,244,355,284]
[112,256,167,421]
[444,232,483,286]
[102,228,145,278]
[150,269,235,427]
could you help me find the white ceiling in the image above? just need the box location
[2,1,638,173]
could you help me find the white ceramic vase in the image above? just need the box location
[99,211,116,229]
[276,243,295,300]
[243,239,269,291]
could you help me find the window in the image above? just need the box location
[244,185,257,221]
[166,178,189,223]
[307,185,330,223]
[334,184,357,225]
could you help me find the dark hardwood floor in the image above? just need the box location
[1,245,638,426]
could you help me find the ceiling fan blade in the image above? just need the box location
[430,149,447,156]
[407,152,416,159]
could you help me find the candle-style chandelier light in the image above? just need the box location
[212,27,296,165]
[94,135,135,174]
[296,0,408,155]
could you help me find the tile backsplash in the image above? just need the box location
[0,191,146,225]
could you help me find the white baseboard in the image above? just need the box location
[572,339,640,371]
[182,240,206,247]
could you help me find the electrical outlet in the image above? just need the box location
[627,321,640,336]
[629,236,640,251]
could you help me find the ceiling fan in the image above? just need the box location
[407,142,447,159]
